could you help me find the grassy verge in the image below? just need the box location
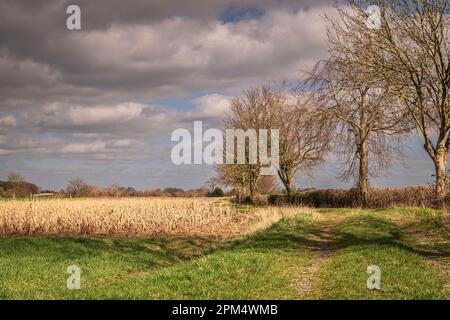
[0,236,216,299]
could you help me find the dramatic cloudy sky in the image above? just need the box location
[0,0,437,190]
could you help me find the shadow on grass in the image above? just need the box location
[223,217,328,252]
[0,236,217,269]
[1,211,447,274]
[219,214,449,260]
[359,208,450,257]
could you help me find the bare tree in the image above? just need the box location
[65,178,90,197]
[7,172,26,183]
[275,89,332,194]
[204,177,221,192]
[108,183,122,197]
[329,0,450,207]
[306,57,409,206]
[256,175,280,194]
[6,172,27,197]
[220,85,330,197]
[216,164,249,202]
[224,86,280,198]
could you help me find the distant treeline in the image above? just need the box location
[53,178,228,198]
[3,177,448,211]
[48,176,281,198]
[1,174,275,199]
[0,182,227,199]
[59,186,227,198]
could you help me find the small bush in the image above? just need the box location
[253,194,269,206]
[207,187,224,197]
[237,194,269,206]
[242,196,254,205]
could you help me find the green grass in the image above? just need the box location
[89,250,309,299]
[309,214,448,299]
[0,209,448,300]
[0,237,216,299]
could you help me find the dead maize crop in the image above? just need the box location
[0,197,304,237]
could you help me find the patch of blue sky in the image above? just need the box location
[150,98,196,111]
[150,90,211,111]
[219,6,265,24]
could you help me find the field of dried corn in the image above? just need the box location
[0,197,302,237]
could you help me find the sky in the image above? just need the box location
[0,0,440,191]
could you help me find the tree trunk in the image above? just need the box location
[248,169,258,199]
[235,187,242,203]
[358,142,370,207]
[434,148,448,209]
[278,167,294,195]
[249,184,254,198]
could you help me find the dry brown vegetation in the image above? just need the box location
[0,197,303,238]
[269,185,450,210]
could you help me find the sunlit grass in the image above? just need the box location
[308,215,448,299]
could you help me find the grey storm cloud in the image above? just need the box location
[0,0,335,106]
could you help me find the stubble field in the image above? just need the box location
[0,197,299,237]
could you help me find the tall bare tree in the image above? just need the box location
[276,90,332,194]
[330,0,450,207]
[223,86,280,198]
[306,56,409,206]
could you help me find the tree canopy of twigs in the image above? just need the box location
[327,0,449,208]
[217,85,331,198]
[304,0,416,206]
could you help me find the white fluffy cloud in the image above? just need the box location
[62,142,107,154]
[0,115,17,127]
[68,103,144,125]
[29,102,146,127]
[108,139,134,148]
[183,94,231,121]
[0,149,12,155]
[61,6,334,93]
